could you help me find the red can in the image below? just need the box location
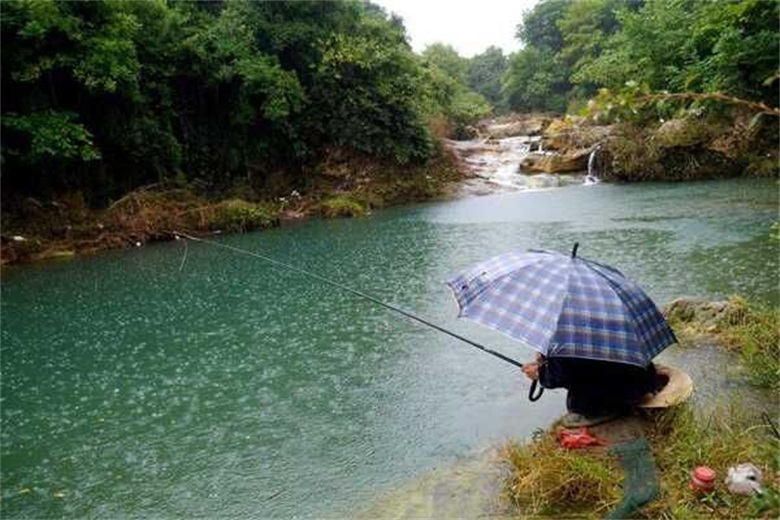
[690,466,716,494]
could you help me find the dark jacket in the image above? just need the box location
[539,356,657,417]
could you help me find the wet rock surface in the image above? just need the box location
[356,448,514,520]
[520,148,592,173]
[662,297,744,331]
[445,116,593,194]
[477,113,554,139]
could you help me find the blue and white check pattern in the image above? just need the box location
[446,249,676,366]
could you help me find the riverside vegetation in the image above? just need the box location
[1,0,478,264]
[2,0,778,264]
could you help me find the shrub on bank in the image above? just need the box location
[208,200,278,232]
[318,196,369,218]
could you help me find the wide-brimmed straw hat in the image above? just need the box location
[639,363,693,408]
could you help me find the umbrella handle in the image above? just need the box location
[529,379,544,401]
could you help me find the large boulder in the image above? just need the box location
[542,120,615,151]
[482,115,553,139]
[520,148,591,173]
[662,297,746,331]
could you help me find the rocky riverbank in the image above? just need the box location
[454,109,779,182]
[3,108,777,267]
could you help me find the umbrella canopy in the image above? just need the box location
[446,244,676,367]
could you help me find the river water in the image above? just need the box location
[1,178,778,518]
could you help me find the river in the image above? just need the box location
[1,178,778,518]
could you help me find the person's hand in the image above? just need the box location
[522,362,539,381]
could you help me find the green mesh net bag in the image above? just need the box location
[607,437,660,519]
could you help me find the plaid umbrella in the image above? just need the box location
[446,244,676,367]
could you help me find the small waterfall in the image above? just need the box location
[584,145,600,185]
[445,131,583,194]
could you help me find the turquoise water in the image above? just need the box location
[1,178,777,518]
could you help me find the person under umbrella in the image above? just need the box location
[521,353,659,427]
[447,243,676,428]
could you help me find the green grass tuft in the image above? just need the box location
[318,195,369,218]
[502,403,780,519]
[210,199,278,232]
[718,297,780,389]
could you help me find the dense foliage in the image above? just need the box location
[418,43,492,137]
[502,0,779,114]
[467,46,508,112]
[1,0,487,206]
[4,0,777,209]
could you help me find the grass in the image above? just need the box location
[502,404,780,519]
[715,298,780,390]
[502,432,621,517]
[645,405,779,519]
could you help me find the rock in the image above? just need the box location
[459,125,480,140]
[520,148,591,174]
[483,115,553,139]
[662,297,746,330]
[542,120,615,151]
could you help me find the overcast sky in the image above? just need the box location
[374,0,540,57]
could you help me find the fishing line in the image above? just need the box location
[178,237,188,272]
[173,231,524,369]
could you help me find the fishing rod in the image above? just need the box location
[173,231,529,368]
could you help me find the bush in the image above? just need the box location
[210,200,278,232]
[318,196,368,218]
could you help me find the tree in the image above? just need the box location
[574,0,779,108]
[2,0,456,204]
[556,0,629,101]
[421,43,468,84]
[311,7,433,163]
[685,0,779,105]
[467,46,507,112]
[503,0,572,113]
[502,46,568,113]
[515,0,570,52]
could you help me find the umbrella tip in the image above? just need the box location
[571,242,580,258]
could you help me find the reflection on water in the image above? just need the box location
[1,178,777,518]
